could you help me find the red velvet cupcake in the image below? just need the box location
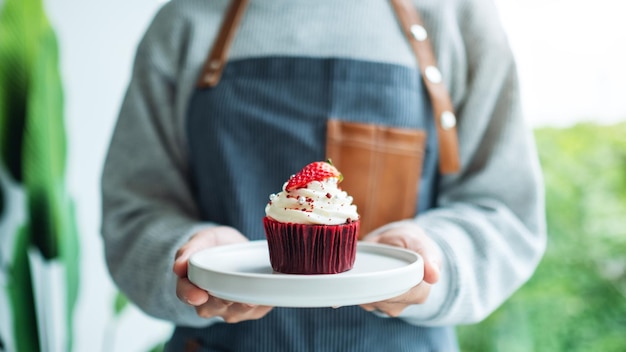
[263,161,360,274]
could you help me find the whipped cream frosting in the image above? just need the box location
[265,177,359,225]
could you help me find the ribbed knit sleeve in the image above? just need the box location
[100,5,219,327]
[396,0,547,325]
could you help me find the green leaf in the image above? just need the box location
[20,26,81,348]
[7,224,41,352]
[0,177,4,216]
[0,0,49,181]
[147,342,166,352]
[61,199,80,352]
[22,25,66,260]
[1,1,81,350]
[114,291,129,316]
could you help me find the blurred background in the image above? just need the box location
[0,0,624,351]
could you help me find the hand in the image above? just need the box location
[359,223,441,317]
[173,226,273,323]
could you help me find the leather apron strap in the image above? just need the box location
[196,0,460,174]
[196,0,249,88]
[389,0,460,174]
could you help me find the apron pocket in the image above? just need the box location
[326,119,426,238]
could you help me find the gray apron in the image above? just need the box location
[168,1,460,351]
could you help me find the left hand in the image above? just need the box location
[359,223,442,317]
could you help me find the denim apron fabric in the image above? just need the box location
[164,56,458,351]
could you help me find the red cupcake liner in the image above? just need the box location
[263,217,359,274]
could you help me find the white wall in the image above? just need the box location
[496,0,626,127]
[41,0,626,351]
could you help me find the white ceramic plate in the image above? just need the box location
[188,240,423,307]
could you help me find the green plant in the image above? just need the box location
[0,0,79,350]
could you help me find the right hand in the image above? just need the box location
[173,226,274,323]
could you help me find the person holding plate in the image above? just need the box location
[101,0,546,350]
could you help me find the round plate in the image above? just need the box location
[188,240,423,307]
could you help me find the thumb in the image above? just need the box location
[173,231,213,278]
[372,229,442,285]
[422,256,441,285]
[420,247,441,285]
[173,245,192,278]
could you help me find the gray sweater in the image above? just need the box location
[102,0,546,330]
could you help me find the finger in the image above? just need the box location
[376,230,441,285]
[360,302,405,317]
[176,277,210,306]
[205,297,234,311]
[360,281,432,317]
[375,231,411,249]
[361,233,381,243]
[173,253,190,278]
[174,227,251,278]
[222,304,273,323]
[359,303,377,312]
[382,282,431,305]
[363,230,404,247]
[422,255,440,284]
[195,297,233,319]
[414,239,440,284]
[361,299,412,317]
[198,300,272,323]
[173,229,224,277]
[249,305,274,320]
[173,238,207,278]
[376,304,407,317]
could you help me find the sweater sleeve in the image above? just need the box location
[100,6,218,327]
[396,0,547,326]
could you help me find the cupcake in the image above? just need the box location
[263,160,360,274]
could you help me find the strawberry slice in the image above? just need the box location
[285,160,343,191]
